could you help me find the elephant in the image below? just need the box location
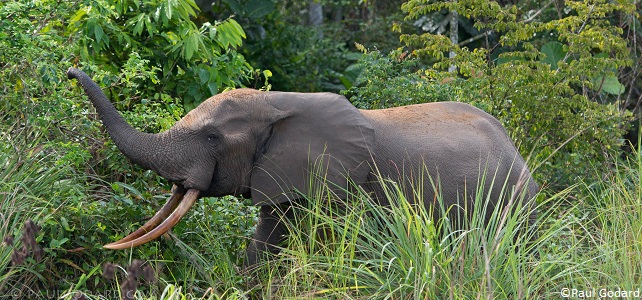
[67,67,538,267]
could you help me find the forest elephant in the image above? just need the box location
[67,67,538,267]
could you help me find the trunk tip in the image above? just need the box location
[66,67,84,80]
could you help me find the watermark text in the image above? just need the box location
[561,287,641,298]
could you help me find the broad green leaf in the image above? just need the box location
[113,182,143,199]
[131,13,145,36]
[50,238,69,248]
[153,5,161,22]
[164,0,173,21]
[339,76,353,89]
[113,195,133,205]
[594,75,625,95]
[94,23,105,44]
[208,82,219,95]
[185,32,199,61]
[85,18,96,37]
[198,68,209,84]
[184,102,196,112]
[228,19,246,39]
[180,0,199,18]
[216,25,232,48]
[540,41,566,70]
[60,217,73,231]
[145,16,155,37]
[215,19,245,49]
[339,63,365,89]
[209,67,219,81]
[69,8,87,24]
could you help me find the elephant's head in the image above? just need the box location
[67,68,374,249]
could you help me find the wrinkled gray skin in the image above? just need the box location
[67,68,537,267]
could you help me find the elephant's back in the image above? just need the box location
[359,101,529,206]
[359,102,514,155]
[360,102,505,134]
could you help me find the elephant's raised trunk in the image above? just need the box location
[66,67,162,173]
[68,68,201,249]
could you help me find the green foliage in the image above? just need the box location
[344,49,455,109]
[56,148,642,298]
[242,17,359,92]
[0,128,91,295]
[3,0,642,298]
[583,143,642,287]
[238,165,561,298]
[179,196,257,266]
[0,0,257,296]
[216,0,405,92]
[348,0,636,188]
[69,0,255,111]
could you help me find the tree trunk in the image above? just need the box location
[332,5,343,23]
[308,0,323,38]
[449,4,459,73]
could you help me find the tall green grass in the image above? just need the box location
[243,169,553,299]
[119,155,642,299]
[576,145,642,290]
[0,127,86,294]
[17,142,642,299]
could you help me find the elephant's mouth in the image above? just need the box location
[103,185,200,249]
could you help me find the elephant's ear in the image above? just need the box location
[250,92,375,205]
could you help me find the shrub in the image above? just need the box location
[68,0,255,111]
[241,17,358,92]
[0,0,258,295]
[346,0,636,189]
[344,49,454,109]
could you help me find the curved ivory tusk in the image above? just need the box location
[104,188,200,250]
[104,185,185,248]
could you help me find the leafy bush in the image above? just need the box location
[344,49,454,109]
[243,18,358,92]
[0,0,259,296]
[347,0,636,189]
[211,0,368,92]
[69,0,255,111]
[3,0,642,298]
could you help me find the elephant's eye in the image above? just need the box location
[207,134,217,142]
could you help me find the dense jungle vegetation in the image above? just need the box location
[1,0,642,298]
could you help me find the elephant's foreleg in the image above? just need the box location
[244,203,293,268]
